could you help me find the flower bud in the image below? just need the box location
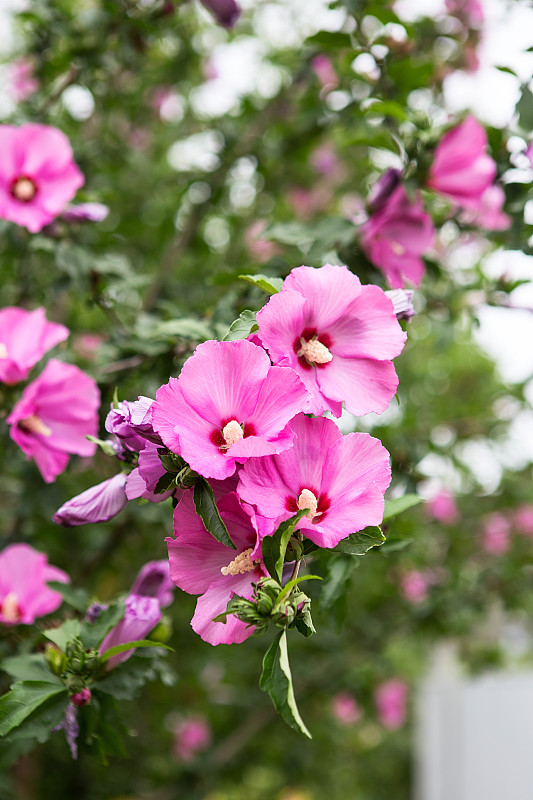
[71,688,92,708]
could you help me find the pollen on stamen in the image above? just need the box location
[12,177,37,203]
[297,337,333,365]
[221,547,257,576]
[222,419,244,447]
[391,241,406,256]
[297,488,318,520]
[0,343,8,359]
[19,414,52,437]
[1,592,22,623]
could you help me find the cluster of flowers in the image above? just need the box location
[0,306,100,482]
[53,263,406,645]
[359,116,510,289]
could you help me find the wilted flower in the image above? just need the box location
[153,339,309,481]
[53,473,128,527]
[0,306,69,385]
[173,716,212,761]
[385,289,415,321]
[0,543,69,625]
[375,679,408,730]
[0,123,84,233]
[256,264,406,417]
[99,594,161,669]
[62,203,109,223]
[53,704,80,760]
[360,178,435,288]
[7,359,99,483]
[238,413,391,549]
[167,492,266,645]
[131,560,175,608]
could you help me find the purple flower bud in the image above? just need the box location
[53,473,128,527]
[85,602,108,624]
[71,688,91,708]
[99,594,161,670]
[368,168,402,213]
[385,289,416,321]
[105,397,161,450]
[130,560,175,608]
[62,203,109,223]
[199,0,241,28]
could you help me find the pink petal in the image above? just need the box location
[317,355,399,416]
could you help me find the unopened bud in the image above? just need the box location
[71,688,92,708]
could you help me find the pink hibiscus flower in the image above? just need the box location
[0,123,84,233]
[7,359,100,483]
[173,717,212,762]
[427,117,497,213]
[360,179,435,288]
[0,543,69,625]
[152,339,309,481]
[237,413,391,549]
[0,306,69,385]
[130,560,175,608]
[375,679,408,730]
[53,473,128,527]
[167,491,266,645]
[256,264,406,417]
[99,594,161,669]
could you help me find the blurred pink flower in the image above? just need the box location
[481,512,511,555]
[513,504,533,537]
[461,185,510,231]
[526,143,533,169]
[99,593,161,669]
[73,333,104,361]
[0,543,69,625]
[428,117,496,214]
[0,124,84,233]
[7,359,99,483]
[62,203,109,223]
[375,679,408,730]
[332,692,362,725]
[173,716,212,762]
[167,491,266,645]
[8,59,39,102]
[360,177,435,289]
[287,185,331,219]
[0,306,68,385]
[310,144,342,178]
[445,0,484,27]
[400,569,429,604]
[427,490,459,525]
[311,54,338,91]
[245,221,280,263]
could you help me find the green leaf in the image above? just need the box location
[238,273,284,294]
[332,526,385,555]
[154,471,177,494]
[1,654,62,685]
[6,694,68,745]
[275,575,322,607]
[43,619,81,652]
[193,478,236,549]
[47,581,89,614]
[222,310,258,341]
[260,631,311,738]
[80,600,126,650]
[517,85,533,131]
[382,494,422,521]
[320,557,356,611]
[0,682,68,737]
[294,603,316,638]
[262,510,308,582]
[100,639,174,663]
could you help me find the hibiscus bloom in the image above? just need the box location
[0,123,84,233]
[53,473,128,527]
[7,359,99,483]
[0,306,69,385]
[167,491,266,645]
[237,413,391,549]
[375,680,408,730]
[360,177,435,288]
[99,594,161,669]
[256,264,406,417]
[0,543,69,625]
[153,339,309,481]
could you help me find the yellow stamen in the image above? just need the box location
[222,419,244,447]
[297,337,333,365]
[1,592,22,623]
[19,414,52,437]
[298,489,318,520]
[0,343,7,359]
[391,241,405,256]
[221,547,257,576]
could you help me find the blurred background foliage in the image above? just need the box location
[1,0,533,797]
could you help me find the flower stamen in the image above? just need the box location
[222,419,244,447]
[0,342,7,359]
[297,337,332,365]
[12,176,37,203]
[297,488,318,520]
[1,592,22,623]
[19,414,52,437]
[221,547,258,576]
[391,241,406,256]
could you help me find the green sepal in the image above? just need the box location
[193,478,236,549]
[260,631,311,738]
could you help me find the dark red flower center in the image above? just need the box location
[210,419,256,452]
[11,176,38,203]
[285,487,331,523]
[293,327,333,370]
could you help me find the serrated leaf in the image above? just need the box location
[100,639,173,663]
[260,631,311,738]
[1,655,62,685]
[382,494,422,521]
[332,526,385,555]
[320,556,356,611]
[43,619,81,652]
[262,510,308,582]
[193,478,236,549]
[222,310,258,341]
[6,694,68,745]
[238,273,284,294]
[0,682,67,737]
[80,600,126,650]
[47,581,89,614]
